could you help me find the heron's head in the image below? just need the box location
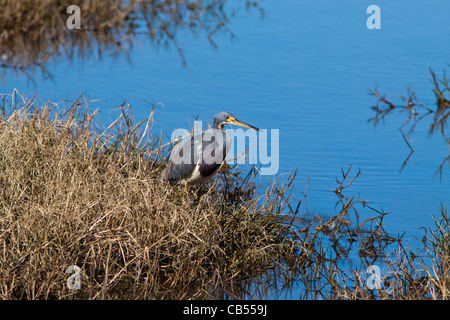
[213,111,261,131]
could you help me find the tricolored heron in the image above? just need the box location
[160,111,261,186]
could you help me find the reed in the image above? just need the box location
[0,91,303,299]
[0,0,262,75]
[0,91,448,299]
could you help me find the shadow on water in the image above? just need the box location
[369,67,450,177]
[0,0,263,82]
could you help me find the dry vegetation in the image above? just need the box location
[0,91,449,300]
[370,67,450,176]
[0,91,304,299]
[0,0,262,75]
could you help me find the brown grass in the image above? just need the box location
[0,91,449,300]
[0,91,303,299]
[0,0,262,75]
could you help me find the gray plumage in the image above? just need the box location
[160,111,260,186]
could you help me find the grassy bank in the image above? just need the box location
[0,0,261,74]
[0,91,449,299]
[0,91,304,299]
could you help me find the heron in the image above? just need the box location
[160,111,261,186]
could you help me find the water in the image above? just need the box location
[2,0,450,296]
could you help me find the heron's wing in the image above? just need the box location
[199,144,221,177]
[199,131,229,177]
[160,136,198,183]
[161,131,230,184]
[161,161,197,183]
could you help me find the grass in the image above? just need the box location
[0,0,262,76]
[369,67,450,176]
[0,91,304,299]
[0,90,449,300]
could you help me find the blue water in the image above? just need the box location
[2,0,450,267]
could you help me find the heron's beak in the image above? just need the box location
[228,117,261,132]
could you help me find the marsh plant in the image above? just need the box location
[0,90,448,299]
[0,90,303,299]
[370,67,450,176]
[0,0,263,78]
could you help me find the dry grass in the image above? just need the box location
[0,0,262,75]
[0,91,303,299]
[0,91,448,300]
[326,205,450,300]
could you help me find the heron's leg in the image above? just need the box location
[182,181,188,201]
[193,186,201,203]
